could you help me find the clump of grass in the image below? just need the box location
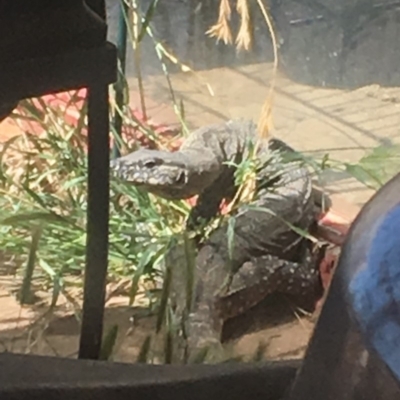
[0,97,190,311]
[344,144,400,190]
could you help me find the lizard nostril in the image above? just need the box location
[110,159,119,170]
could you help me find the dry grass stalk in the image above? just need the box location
[207,0,277,139]
[1,102,86,200]
[225,0,280,211]
[1,134,61,196]
[206,0,233,45]
[256,0,279,140]
[236,0,252,51]
[257,92,274,142]
[224,167,257,214]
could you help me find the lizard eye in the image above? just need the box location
[143,160,157,168]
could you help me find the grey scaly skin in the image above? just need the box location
[111,119,325,359]
[167,239,325,361]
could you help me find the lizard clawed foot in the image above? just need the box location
[187,338,226,364]
[185,311,226,363]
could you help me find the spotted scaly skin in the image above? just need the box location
[111,119,323,360]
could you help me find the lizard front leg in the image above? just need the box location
[217,243,328,321]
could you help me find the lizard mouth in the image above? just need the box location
[137,170,187,189]
[175,170,187,186]
[141,170,190,200]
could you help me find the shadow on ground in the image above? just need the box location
[0,288,316,364]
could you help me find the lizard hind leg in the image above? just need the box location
[218,244,327,321]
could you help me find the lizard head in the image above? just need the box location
[110,149,193,200]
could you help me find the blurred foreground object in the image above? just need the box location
[0,0,107,120]
[0,0,106,62]
[0,0,117,360]
[288,171,400,400]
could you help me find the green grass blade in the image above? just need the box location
[137,0,159,43]
[0,212,64,226]
[137,335,152,363]
[156,265,172,333]
[100,324,119,361]
[164,330,173,364]
[183,233,196,312]
[19,226,43,305]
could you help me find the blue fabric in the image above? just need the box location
[350,203,400,381]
